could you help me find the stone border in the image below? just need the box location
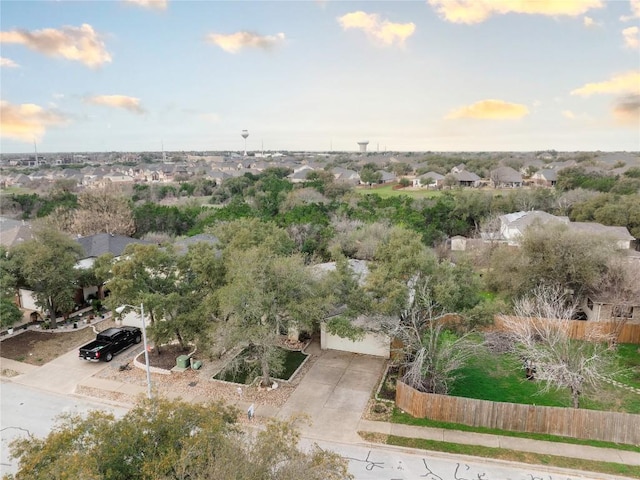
[209,340,312,387]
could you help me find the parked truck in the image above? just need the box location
[79,326,142,362]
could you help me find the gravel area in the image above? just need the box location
[86,340,320,411]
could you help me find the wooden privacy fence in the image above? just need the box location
[396,381,640,445]
[492,316,640,344]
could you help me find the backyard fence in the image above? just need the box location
[395,381,640,445]
[491,316,640,344]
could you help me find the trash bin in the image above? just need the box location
[191,360,202,370]
[176,355,190,369]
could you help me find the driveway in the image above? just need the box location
[277,348,386,443]
[10,345,141,395]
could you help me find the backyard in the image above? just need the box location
[380,341,640,414]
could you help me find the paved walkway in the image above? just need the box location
[3,341,640,470]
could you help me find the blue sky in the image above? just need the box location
[1,0,639,153]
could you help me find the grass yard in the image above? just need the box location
[615,343,640,390]
[450,345,640,413]
[356,184,443,199]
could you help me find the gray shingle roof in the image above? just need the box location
[75,234,152,258]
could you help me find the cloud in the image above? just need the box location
[562,110,576,119]
[0,57,19,68]
[621,0,640,21]
[199,113,221,123]
[446,99,530,120]
[207,31,285,53]
[571,71,640,96]
[623,26,639,49]
[428,0,603,24]
[583,16,596,27]
[0,100,68,142]
[0,24,111,68]
[337,11,415,46]
[85,95,145,114]
[613,94,640,124]
[122,0,168,10]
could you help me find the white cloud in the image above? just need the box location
[85,95,145,114]
[583,16,597,27]
[446,99,530,120]
[428,0,603,24]
[622,26,639,49]
[0,57,19,68]
[620,0,640,21]
[122,0,168,10]
[0,100,69,142]
[337,11,415,46]
[0,24,111,68]
[571,71,640,96]
[207,31,285,54]
[562,110,576,119]
[199,113,221,123]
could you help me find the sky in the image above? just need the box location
[1,0,639,154]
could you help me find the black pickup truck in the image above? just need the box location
[79,326,142,362]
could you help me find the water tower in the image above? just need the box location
[241,129,249,156]
[357,141,369,153]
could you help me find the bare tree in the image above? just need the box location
[501,285,617,408]
[391,280,477,395]
[71,183,135,236]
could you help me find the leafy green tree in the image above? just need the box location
[106,243,220,352]
[0,246,19,299]
[359,167,382,186]
[11,228,83,329]
[365,226,436,315]
[7,398,351,480]
[217,246,329,386]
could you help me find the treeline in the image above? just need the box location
[3,166,639,249]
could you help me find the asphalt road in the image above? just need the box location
[2,381,628,480]
[0,381,128,477]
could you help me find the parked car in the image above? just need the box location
[79,326,142,362]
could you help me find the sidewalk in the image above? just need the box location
[3,346,640,471]
[357,419,640,466]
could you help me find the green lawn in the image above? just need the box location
[615,343,640,390]
[355,184,520,199]
[449,345,640,413]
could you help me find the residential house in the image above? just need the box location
[452,170,481,188]
[567,222,635,250]
[74,233,153,301]
[0,217,35,249]
[531,169,558,187]
[498,211,569,246]
[331,167,361,185]
[412,171,444,188]
[490,166,523,188]
[311,259,394,358]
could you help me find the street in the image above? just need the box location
[0,381,128,477]
[2,381,629,480]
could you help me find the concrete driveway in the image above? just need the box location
[10,345,139,395]
[277,349,386,443]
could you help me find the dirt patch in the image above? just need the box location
[0,319,116,365]
[142,344,192,370]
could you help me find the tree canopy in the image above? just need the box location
[7,398,350,480]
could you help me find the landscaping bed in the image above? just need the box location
[0,319,116,365]
[213,346,308,384]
